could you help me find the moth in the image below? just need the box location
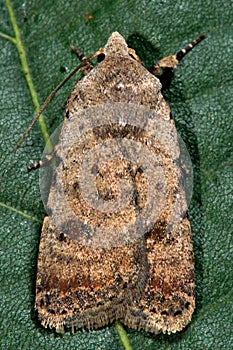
[22,32,205,334]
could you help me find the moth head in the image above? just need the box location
[104,32,129,57]
[103,32,141,63]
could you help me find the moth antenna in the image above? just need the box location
[14,56,94,152]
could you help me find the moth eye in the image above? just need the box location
[97,53,105,62]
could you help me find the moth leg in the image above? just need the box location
[71,46,105,74]
[70,46,93,74]
[71,46,88,60]
[149,34,205,88]
[27,145,59,171]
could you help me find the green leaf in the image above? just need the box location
[0,0,232,349]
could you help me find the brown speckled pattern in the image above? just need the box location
[35,32,195,334]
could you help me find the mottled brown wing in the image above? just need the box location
[35,216,147,332]
[124,209,195,334]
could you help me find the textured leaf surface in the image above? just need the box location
[0,0,232,349]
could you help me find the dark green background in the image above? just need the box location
[0,0,232,349]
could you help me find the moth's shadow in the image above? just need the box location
[127,33,161,68]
